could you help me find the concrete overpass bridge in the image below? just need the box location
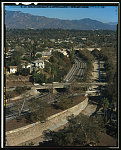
[34,82,107,90]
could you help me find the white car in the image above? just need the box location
[42,83,45,85]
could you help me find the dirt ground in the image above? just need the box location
[6,81,33,87]
[6,96,85,131]
[6,74,33,87]
[6,74,30,81]
[97,132,117,147]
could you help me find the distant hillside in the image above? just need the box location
[5,10,116,30]
[107,22,118,25]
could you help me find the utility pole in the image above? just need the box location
[18,99,25,116]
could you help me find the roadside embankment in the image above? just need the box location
[6,97,88,146]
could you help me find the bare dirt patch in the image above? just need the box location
[97,132,117,146]
[6,116,30,131]
[6,81,33,87]
[6,90,20,99]
[6,74,33,87]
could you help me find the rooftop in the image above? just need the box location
[9,66,17,69]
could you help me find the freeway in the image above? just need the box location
[64,56,86,82]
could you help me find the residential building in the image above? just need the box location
[21,63,33,73]
[32,59,45,69]
[9,66,17,74]
[35,50,51,58]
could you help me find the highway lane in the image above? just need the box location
[64,56,86,82]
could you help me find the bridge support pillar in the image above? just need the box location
[52,88,57,94]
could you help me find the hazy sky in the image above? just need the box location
[5,5,118,23]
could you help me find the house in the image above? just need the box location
[32,59,45,69]
[61,49,69,57]
[21,63,33,73]
[35,50,51,58]
[22,63,32,69]
[56,49,69,57]
[50,39,55,42]
[81,38,87,40]
[9,66,17,74]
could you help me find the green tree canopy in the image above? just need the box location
[43,114,105,146]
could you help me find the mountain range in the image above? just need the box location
[5,10,117,30]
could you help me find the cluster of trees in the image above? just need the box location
[91,47,117,138]
[93,47,117,104]
[91,47,117,103]
[30,72,47,84]
[26,99,48,123]
[43,114,105,146]
[16,68,30,76]
[52,94,74,110]
[6,29,116,53]
[6,46,25,69]
[44,51,72,82]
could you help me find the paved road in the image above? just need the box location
[64,56,86,82]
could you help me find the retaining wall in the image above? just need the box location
[6,97,88,146]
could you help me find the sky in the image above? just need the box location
[5,5,118,23]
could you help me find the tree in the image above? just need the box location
[35,54,42,59]
[102,97,109,123]
[53,94,73,110]
[91,49,100,60]
[26,100,48,123]
[43,114,105,146]
[14,46,23,54]
[30,72,47,84]
[17,68,30,76]
[69,49,75,64]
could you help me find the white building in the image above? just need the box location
[33,59,45,69]
[61,49,69,57]
[22,63,32,69]
[35,51,51,58]
[9,66,17,74]
[21,63,33,73]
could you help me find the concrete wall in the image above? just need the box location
[6,97,88,146]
